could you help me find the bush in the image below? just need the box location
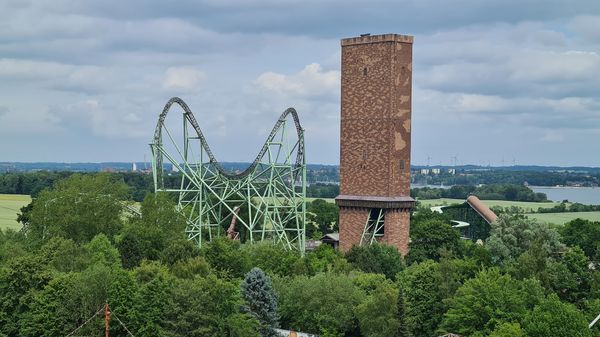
[346,243,404,280]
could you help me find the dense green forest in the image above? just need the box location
[2,166,599,203]
[0,174,599,336]
[411,184,549,202]
[0,172,340,201]
[413,169,600,187]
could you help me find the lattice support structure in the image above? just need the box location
[150,97,306,253]
[360,208,385,245]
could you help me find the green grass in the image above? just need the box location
[418,198,560,212]
[0,194,31,231]
[418,197,600,225]
[524,212,600,225]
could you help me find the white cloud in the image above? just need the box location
[0,58,71,79]
[48,99,147,138]
[162,67,206,92]
[254,63,339,98]
[540,130,565,143]
[509,50,600,82]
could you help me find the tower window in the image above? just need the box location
[369,208,385,236]
[363,67,368,76]
[399,159,405,170]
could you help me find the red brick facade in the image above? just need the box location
[336,34,414,256]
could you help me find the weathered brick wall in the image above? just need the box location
[339,34,413,197]
[339,207,369,252]
[380,209,411,255]
[337,34,413,255]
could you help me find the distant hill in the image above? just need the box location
[2,162,600,173]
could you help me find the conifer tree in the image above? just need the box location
[241,267,279,337]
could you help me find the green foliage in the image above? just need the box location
[159,238,200,266]
[19,262,137,337]
[306,199,339,237]
[0,229,30,261]
[302,244,352,275]
[27,174,128,244]
[276,273,365,336]
[305,183,339,198]
[226,313,261,337]
[243,242,302,277]
[170,256,211,279]
[354,277,399,337]
[399,260,445,337]
[0,171,72,196]
[131,261,172,336]
[555,247,593,304]
[163,274,247,337]
[408,218,462,263]
[0,254,53,336]
[200,236,250,279]
[538,201,600,213]
[486,214,564,263]
[1,173,598,337]
[39,237,87,272]
[346,243,404,280]
[241,268,279,337]
[441,268,544,336]
[117,192,188,268]
[85,233,122,266]
[488,322,525,337]
[397,286,409,337]
[560,218,600,260]
[523,294,592,337]
[584,299,600,335]
[411,184,548,202]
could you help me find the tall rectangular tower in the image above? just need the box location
[335,34,415,255]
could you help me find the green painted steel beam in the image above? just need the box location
[150,97,306,254]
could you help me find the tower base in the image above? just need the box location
[336,195,414,255]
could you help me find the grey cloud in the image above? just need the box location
[1,0,600,166]
[29,0,600,37]
[569,15,600,43]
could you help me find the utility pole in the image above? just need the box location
[105,303,111,337]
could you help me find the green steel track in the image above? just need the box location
[150,97,306,253]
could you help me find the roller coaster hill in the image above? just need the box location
[150,97,307,253]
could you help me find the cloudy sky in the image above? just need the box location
[1,0,600,166]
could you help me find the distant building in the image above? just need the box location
[420,168,430,175]
[275,329,318,337]
[448,168,456,175]
[432,195,498,241]
[305,239,322,251]
[320,233,340,250]
[431,168,441,175]
[132,162,137,171]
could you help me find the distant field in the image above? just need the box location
[307,197,562,212]
[418,198,559,212]
[306,197,335,203]
[0,194,31,231]
[525,212,600,225]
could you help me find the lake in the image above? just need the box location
[529,186,600,205]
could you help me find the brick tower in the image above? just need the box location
[335,34,415,255]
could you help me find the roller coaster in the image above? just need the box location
[150,98,306,253]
